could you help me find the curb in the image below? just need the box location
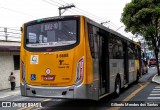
[152,74,160,84]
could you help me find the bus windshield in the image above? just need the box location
[26,20,77,48]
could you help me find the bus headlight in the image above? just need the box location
[21,62,26,83]
[75,57,84,85]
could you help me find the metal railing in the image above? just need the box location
[0,27,21,42]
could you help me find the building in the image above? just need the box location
[0,41,20,90]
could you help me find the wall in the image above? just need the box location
[0,52,20,90]
[0,41,20,46]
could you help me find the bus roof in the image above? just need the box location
[84,16,141,47]
[24,15,140,47]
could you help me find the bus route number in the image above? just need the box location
[56,54,68,58]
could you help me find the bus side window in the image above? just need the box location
[109,36,115,59]
[88,24,95,58]
[135,45,140,60]
[128,43,135,60]
[87,23,99,58]
[94,35,99,58]
[109,36,123,59]
[93,26,99,59]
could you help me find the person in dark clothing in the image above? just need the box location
[8,72,16,90]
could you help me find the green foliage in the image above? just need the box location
[121,0,160,47]
[121,0,160,74]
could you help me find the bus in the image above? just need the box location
[20,15,141,100]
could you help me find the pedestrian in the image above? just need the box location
[8,72,16,90]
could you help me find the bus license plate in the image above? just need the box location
[42,75,55,81]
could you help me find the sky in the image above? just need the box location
[0,0,138,40]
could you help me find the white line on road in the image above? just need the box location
[147,97,160,99]
[155,86,160,88]
[151,91,160,93]
[149,94,160,96]
[153,89,160,91]
[43,98,51,102]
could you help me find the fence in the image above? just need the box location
[0,27,21,42]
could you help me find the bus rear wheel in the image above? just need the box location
[114,76,121,98]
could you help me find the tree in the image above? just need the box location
[121,0,160,75]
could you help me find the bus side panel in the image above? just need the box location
[109,59,124,93]
[73,16,96,100]
[92,59,99,100]
[135,59,140,79]
[20,25,27,96]
[84,17,99,100]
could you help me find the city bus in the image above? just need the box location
[20,15,141,100]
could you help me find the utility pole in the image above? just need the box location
[58,4,75,16]
[4,27,7,41]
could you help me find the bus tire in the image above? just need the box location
[114,76,121,98]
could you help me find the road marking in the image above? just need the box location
[151,91,160,93]
[123,82,149,101]
[17,98,51,110]
[155,86,160,88]
[18,107,28,110]
[108,82,149,110]
[147,97,160,99]
[153,89,160,91]
[25,107,33,110]
[147,86,160,100]
[43,98,51,102]
[149,94,160,96]
[33,107,45,110]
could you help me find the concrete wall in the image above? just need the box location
[0,52,20,90]
[0,41,20,46]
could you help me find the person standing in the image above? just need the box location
[8,72,16,90]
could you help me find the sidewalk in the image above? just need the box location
[0,87,20,99]
[152,74,160,84]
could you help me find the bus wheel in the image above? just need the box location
[114,76,121,98]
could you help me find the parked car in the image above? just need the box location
[149,58,157,67]
[142,60,148,74]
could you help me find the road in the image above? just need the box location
[0,66,159,110]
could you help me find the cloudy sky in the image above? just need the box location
[0,0,137,40]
